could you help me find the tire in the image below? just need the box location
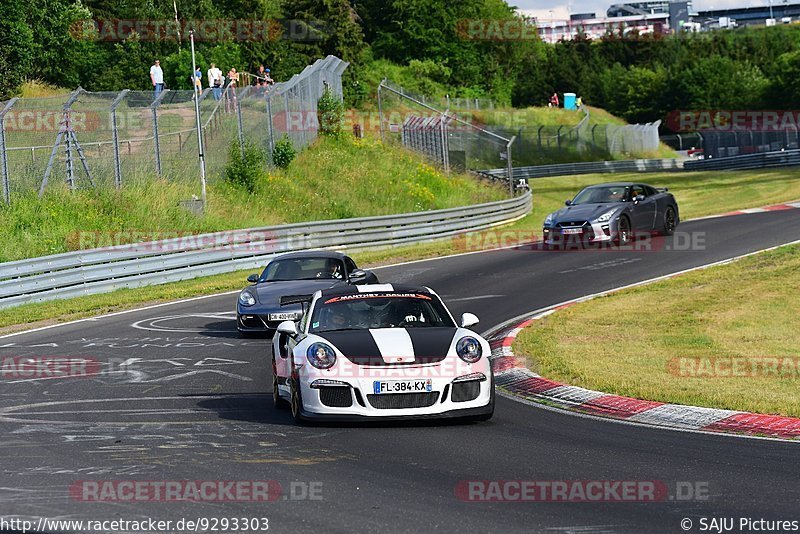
[290,376,306,424]
[661,206,677,236]
[272,359,289,409]
[617,216,631,246]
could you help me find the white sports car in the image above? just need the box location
[271,284,494,423]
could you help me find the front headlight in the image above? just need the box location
[238,291,256,307]
[307,343,337,369]
[596,209,617,223]
[456,336,483,363]
[544,213,555,226]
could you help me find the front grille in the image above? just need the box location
[452,381,481,402]
[557,221,588,228]
[319,386,353,408]
[367,392,440,409]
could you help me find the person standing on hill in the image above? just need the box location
[208,63,223,100]
[150,59,164,99]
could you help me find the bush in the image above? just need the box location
[318,86,344,137]
[272,135,296,169]
[224,140,265,193]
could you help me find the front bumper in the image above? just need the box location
[543,223,614,245]
[295,368,494,420]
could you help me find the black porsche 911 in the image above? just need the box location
[236,250,378,336]
[542,182,679,249]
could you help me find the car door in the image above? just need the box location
[630,184,656,231]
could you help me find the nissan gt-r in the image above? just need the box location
[542,182,679,248]
[271,284,494,423]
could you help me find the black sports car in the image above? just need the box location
[236,250,378,336]
[542,182,679,248]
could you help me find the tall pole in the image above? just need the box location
[190,30,207,208]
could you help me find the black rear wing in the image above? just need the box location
[280,294,313,307]
[657,187,669,192]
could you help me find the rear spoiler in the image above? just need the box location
[280,294,313,307]
[657,187,669,192]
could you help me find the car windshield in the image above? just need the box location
[572,186,630,205]
[309,293,456,333]
[260,257,345,282]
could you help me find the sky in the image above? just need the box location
[512,0,781,21]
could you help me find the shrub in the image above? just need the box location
[224,140,265,193]
[317,85,344,137]
[272,135,296,169]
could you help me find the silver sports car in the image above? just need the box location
[542,182,679,248]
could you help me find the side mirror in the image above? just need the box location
[246,273,259,283]
[634,194,645,203]
[460,313,480,328]
[276,320,299,337]
[564,199,572,206]
[349,269,367,283]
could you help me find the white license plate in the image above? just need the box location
[561,228,583,234]
[268,312,300,321]
[373,379,432,394]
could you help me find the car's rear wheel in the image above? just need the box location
[272,359,289,409]
[617,216,631,246]
[661,206,677,236]
[290,376,305,424]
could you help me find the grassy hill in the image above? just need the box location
[0,136,506,262]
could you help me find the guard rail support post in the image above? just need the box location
[0,98,18,204]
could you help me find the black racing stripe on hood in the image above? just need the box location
[317,331,385,366]
[406,327,456,364]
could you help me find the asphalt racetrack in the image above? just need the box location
[1,209,799,534]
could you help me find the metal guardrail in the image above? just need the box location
[0,192,531,309]
[683,149,800,171]
[478,158,684,181]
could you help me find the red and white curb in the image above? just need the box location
[487,234,800,441]
[489,308,800,440]
[691,200,800,221]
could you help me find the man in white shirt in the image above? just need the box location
[150,59,164,99]
[207,63,223,100]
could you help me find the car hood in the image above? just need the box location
[249,279,345,310]
[316,327,458,366]
[551,202,624,223]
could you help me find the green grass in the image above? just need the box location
[0,135,505,261]
[513,244,800,417]
[17,80,71,98]
[2,166,799,335]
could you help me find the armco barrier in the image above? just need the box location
[683,149,800,171]
[0,192,531,309]
[478,158,683,181]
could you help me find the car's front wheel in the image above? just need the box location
[617,216,631,246]
[290,376,305,424]
[661,206,677,236]
[272,359,289,409]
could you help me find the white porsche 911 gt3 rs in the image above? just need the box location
[271,284,494,423]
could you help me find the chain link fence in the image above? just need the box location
[377,80,516,196]
[0,55,348,203]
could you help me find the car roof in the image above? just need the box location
[268,250,347,261]
[318,283,433,299]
